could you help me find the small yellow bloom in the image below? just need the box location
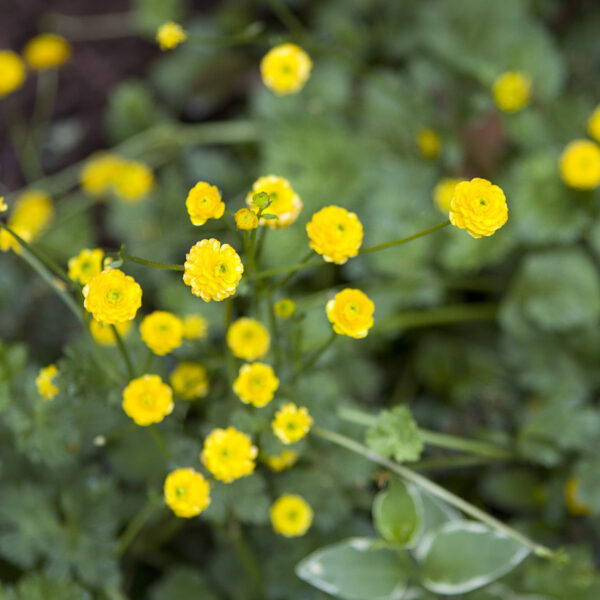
[83,269,142,324]
[182,314,208,340]
[327,288,374,339]
[113,160,154,202]
[449,177,508,238]
[233,362,279,407]
[306,205,363,264]
[227,317,270,360]
[272,403,313,445]
[122,374,174,426]
[245,175,302,228]
[492,71,532,113]
[433,178,463,214]
[234,208,259,230]
[140,311,184,356]
[79,153,123,197]
[164,468,210,518]
[0,50,26,98]
[274,298,296,318]
[156,21,187,51]
[565,477,591,516]
[261,43,312,95]
[263,449,299,472]
[0,226,29,253]
[23,34,71,70]
[183,238,244,302]
[201,427,257,483]
[68,248,104,285]
[416,128,441,159]
[270,494,313,537]
[170,362,209,400]
[0,197,6,212]
[36,364,58,401]
[559,140,600,190]
[588,105,600,143]
[89,319,132,346]
[185,181,225,226]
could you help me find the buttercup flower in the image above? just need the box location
[493,71,531,113]
[140,311,184,356]
[170,362,209,400]
[36,364,58,401]
[234,208,259,230]
[83,269,142,324]
[233,362,279,407]
[272,403,313,444]
[270,494,313,537]
[327,288,375,339]
[0,50,26,97]
[122,374,174,426]
[164,468,210,518]
[449,177,508,238]
[263,449,299,472]
[261,43,312,95]
[565,477,591,516]
[89,319,132,346]
[156,22,187,51]
[227,317,270,360]
[186,181,225,226]
[182,314,208,340]
[79,153,123,196]
[559,140,600,190]
[183,238,244,302]
[24,34,71,70]
[306,205,363,264]
[588,105,600,143]
[113,160,154,202]
[416,128,441,159]
[201,427,257,483]
[68,248,104,285]
[433,178,463,214]
[274,298,296,318]
[245,175,302,228]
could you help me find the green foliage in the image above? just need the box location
[366,406,424,462]
[373,480,422,545]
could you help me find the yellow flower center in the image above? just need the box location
[107,288,122,303]
[142,393,154,406]
[287,510,299,521]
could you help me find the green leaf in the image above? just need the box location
[373,480,423,546]
[366,406,424,462]
[149,567,219,600]
[0,572,90,600]
[419,522,530,595]
[296,538,409,600]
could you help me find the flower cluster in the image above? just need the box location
[227,317,270,360]
[170,362,209,400]
[122,374,174,426]
[83,269,142,324]
[201,427,258,483]
[272,403,313,444]
[140,311,184,356]
[36,364,59,401]
[233,362,279,407]
[164,468,210,518]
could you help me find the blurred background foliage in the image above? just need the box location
[1,0,600,598]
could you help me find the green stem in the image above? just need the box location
[188,22,266,46]
[227,518,265,596]
[311,426,559,560]
[150,425,171,459]
[266,292,281,372]
[30,68,58,150]
[110,324,134,379]
[293,331,336,381]
[225,298,236,388]
[359,221,450,255]
[276,249,315,289]
[117,252,184,271]
[411,455,503,470]
[267,0,307,37]
[116,497,161,556]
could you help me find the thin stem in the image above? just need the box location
[293,331,336,382]
[312,426,559,560]
[267,0,307,37]
[359,221,450,255]
[30,68,58,150]
[117,252,184,271]
[116,497,161,556]
[188,22,266,46]
[110,324,134,379]
[225,298,236,388]
[411,455,502,470]
[276,249,315,289]
[266,292,281,372]
[150,425,171,459]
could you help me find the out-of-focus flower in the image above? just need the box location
[416,128,441,159]
[493,71,532,112]
[270,494,313,537]
[182,314,208,340]
[140,311,184,356]
[122,374,174,426]
[36,364,59,401]
[164,468,210,518]
[170,362,209,400]
[233,362,279,407]
[201,427,257,483]
[227,317,270,360]
[433,178,463,214]
[272,403,313,444]
[24,34,71,70]
[0,50,26,97]
[559,140,600,190]
[89,319,132,346]
[156,22,187,51]
[263,449,299,472]
[68,248,104,285]
[261,43,312,95]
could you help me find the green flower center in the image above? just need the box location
[478,198,488,207]
[216,262,228,275]
[141,393,153,407]
[287,510,299,521]
[175,486,186,498]
[107,288,122,304]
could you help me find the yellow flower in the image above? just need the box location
[113,160,154,202]
[272,403,313,445]
[36,364,58,401]
[0,50,26,98]
[233,362,279,407]
[0,197,6,212]
[156,21,187,51]
[201,427,257,483]
[68,248,104,285]
[245,175,302,228]
[263,449,299,472]
[182,314,208,340]
[559,140,600,190]
[170,362,209,400]
[270,494,313,537]
[23,34,71,70]
[306,205,363,264]
[449,177,508,238]
[186,181,225,226]
[79,153,123,196]
[261,43,312,95]
[492,71,532,113]
[164,468,210,518]
[89,319,132,346]
[234,208,259,230]
[183,238,244,302]
[83,269,142,324]
[565,477,591,516]
[433,178,463,214]
[274,298,296,318]
[140,311,184,356]
[0,226,29,253]
[327,288,375,339]
[416,128,441,159]
[588,105,600,143]
[227,317,270,360]
[122,374,174,426]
